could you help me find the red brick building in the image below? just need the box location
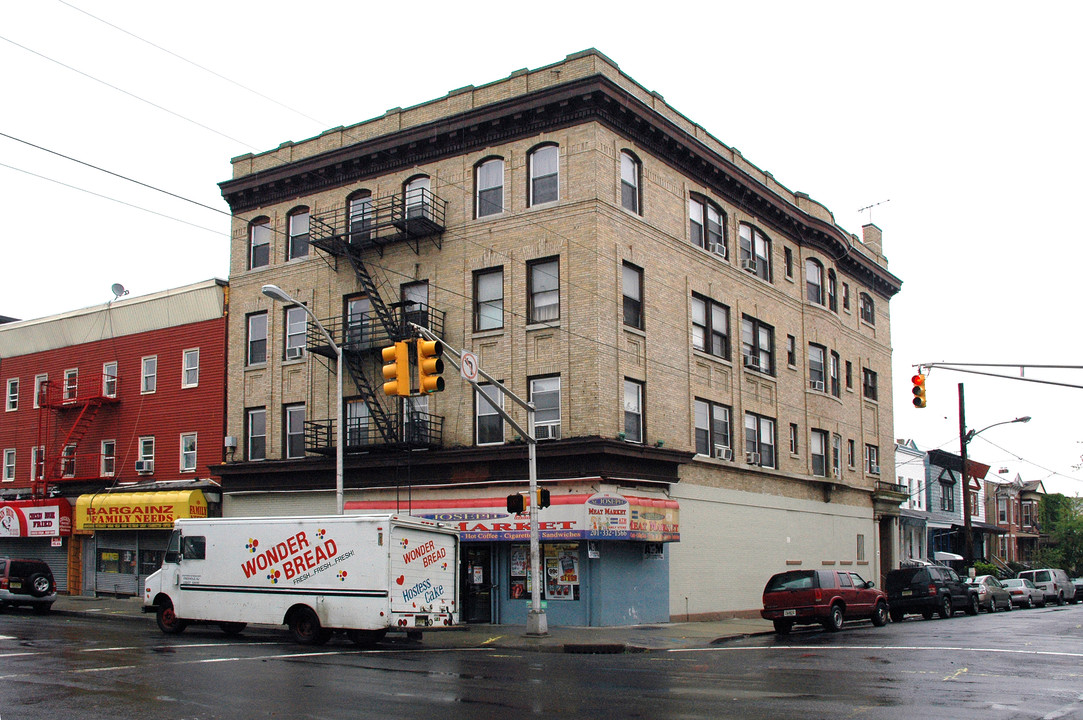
[0,279,227,595]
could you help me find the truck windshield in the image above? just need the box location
[164,530,182,563]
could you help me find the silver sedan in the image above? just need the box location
[967,575,1013,612]
[1002,578,1046,608]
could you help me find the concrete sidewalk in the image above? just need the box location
[48,594,774,653]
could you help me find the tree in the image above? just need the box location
[1037,494,1083,576]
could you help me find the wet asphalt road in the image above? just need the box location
[1,603,1081,719]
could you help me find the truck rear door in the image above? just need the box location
[388,524,458,628]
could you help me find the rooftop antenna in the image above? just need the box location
[110,283,129,302]
[858,199,890,224]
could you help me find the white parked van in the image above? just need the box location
[143,514,459,644]
[1017,568,1076,606]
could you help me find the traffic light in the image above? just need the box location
[382,341,411,396]
[536,488,551,508]
[506,493,525,514]
[417,339,445,393]
[911,373,927,408]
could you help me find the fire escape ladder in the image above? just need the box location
[341,247,402,341]
[341,351,398,445]
[45,399,102,479]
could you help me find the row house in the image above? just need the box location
[986,476,1045,566]
[0,280,227,595]
[213,49,903,624]
[895,439,927,562]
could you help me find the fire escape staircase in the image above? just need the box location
[308,189,447,449]
[45,400,104,480]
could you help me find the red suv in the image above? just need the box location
[761,569,889,634]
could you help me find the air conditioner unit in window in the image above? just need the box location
[870,465,881,475]
[535,424,561,441]
[809,380,825,392]
[742,259,758,273]
[135,460,154,474]
[285,346,304,360]
[743,355,760,370]
[712,244,727,259]
[746,452,761,465]
[714,445,733,460]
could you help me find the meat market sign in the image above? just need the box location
[0,499,73,537]
[346,492,679,543]
[75,491,208,530]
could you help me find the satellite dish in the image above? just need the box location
[111,283,129,299]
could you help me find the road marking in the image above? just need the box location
[669,645,1083,659]
[943,667,968,681]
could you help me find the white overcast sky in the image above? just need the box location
[2,1,1081,496]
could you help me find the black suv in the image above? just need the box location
[0,557,57,613]
[885,564,978,621]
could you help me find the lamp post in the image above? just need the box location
[958,382,1030,564]
[262,284,344,515]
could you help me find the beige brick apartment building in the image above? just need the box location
[215,49,903,626]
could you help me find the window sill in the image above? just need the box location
[245,363,268,371]
[623,325,647,338]
[526,321,560,332]
[692,348,731,367]
[472,328,505,340]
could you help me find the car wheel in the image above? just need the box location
[218,622,246,636]
[27,573,52,598]
[871,602,888,627]
[1024,597,1033,609]
[1058,593,1066,606]
[823,604,844,632]
[987,599,997,613]
[156,600,188,635]
[289,607,331,645]
[890,608,904,623]
[938,596,953,619]
[1004,598,1012,611]
[965,594,979,616]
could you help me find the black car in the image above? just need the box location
[885,564,979,621]
[0,557,57,613]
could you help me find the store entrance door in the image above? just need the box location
[461,545,493,624]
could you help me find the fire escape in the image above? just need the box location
[306,187,447,455]
[34,372,120,497]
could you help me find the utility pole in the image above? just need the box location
[958,383,974,564]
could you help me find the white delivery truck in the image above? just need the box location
[143,514,459,645]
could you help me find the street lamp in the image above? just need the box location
[262,284,344,515]
[959,381,1030,564]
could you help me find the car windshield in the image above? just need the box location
[1002,579,1021,587]
[765,571,816,592]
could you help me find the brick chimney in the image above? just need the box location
[862,223,883,255]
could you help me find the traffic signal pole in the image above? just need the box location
[410,324,548,636]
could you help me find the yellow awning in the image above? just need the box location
[75,490,208,530]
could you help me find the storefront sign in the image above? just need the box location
[75,490,208,530]
[346,492,679,542]
[0,499,73,537]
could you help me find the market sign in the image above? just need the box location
[345,492,679,543]
[75,490,208,530]
[0,499,73,537]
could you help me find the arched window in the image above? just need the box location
[248,217,270,269]
[739,223,772,282]
[689,194,725,257]
[528,145,559,206]
[404,175,431,220]
[286,207,309,261]
[859,293,875,325]
[476,157,504,217]
[347,190,372,245]
[827,270,838,313]
[620,150,641,213]
[806,258,824,306]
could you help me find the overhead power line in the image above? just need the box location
[915,362,1083,390]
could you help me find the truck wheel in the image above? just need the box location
[890,608,904,623]
[219,622,246,636]
[1058,593,1066,606]
[156,600,188,634]
[28,573,51,598]
[290,607,331,645]
[347,629,388,646]
[871,602,888,627]
[822,604,844,632]
[938,596,953,619]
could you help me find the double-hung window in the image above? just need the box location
[182,349,199,388]
[180,433,197,472]
[528,257,559,323]
[744,412,776,468]
[33,374,47,409]
[866,444,881,474]
[31,445,44,480]
[103,362,117,398]
[247,312,268,365]
[811,429,829,477]
[808,344,826,392]
[623,379,644,443]
[738,223,772,281]
[828,270,838,312]
[3,449,15,481]
[530,376,561,440]
[692,294,729,359]
[246,408,266,461]
[689,196,724,255]
[620,151,640,213]
[61,444,76,477]
[101,440,115,477]
[806,259,824,305]
[249,218,270,269]
[284,404,306,459]
[141,356,157,394]
[346,400,370,447]
[64,369,78,401]
[832,434,842,478]
[623,263,644,330]
[287,208,310,260]
[285,306,307,360]
[529,145,559,205]
[476,158,504,217]
[694,399,731,457]
[5,378,17,411]
[476,384,504,446]
[830,351,841,397]
[348,191,373,244]
[863,368,879,401]
[741,316,774,374]
[139,437,155,470]
[474,268,504,331]
[860,293,875,324]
